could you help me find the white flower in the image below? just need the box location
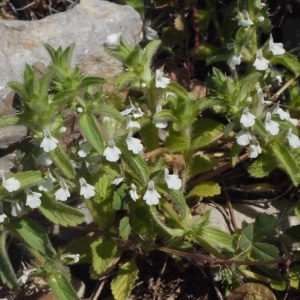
[272,102,297,125]
[227,54,241,68]
[25,188,42,209]
[59,127,67,133]
[145,25,159,40]
[236,129,252,146]
[269,34,285,55]
[126,132,143,154]
[79,177,95,199]
[38,171,56,192]
[129,183,138,201]
[126,116,141,129]
[287,128,300,149]
[143,180,161,205]
[112,177,124,185]
[0,171,20,192]
[11,201,26,217]
[240,107,256,128]
[265,112,279,135]
[78,140,92,158]
[238,10,254,27]
[248,136,262,158]
[164,168,182,190]
[257,88,272,105]
[17,263,36,286]
[0,213,7,223]
[253,49,269,71]
[289,117,298,126]
[54,178,70,201]
[155,69,170,88]
[121,102,144,118]
[258,16,265,22]
[35,153,53,166]
[77,107,83,113]
[40,128,59,152]
[103,139,121,162]
[153,105,168,129]
[61,253,80,263]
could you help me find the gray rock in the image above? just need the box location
[0,0,142,148]
[0,0,142,101]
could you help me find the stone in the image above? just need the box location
[0,0,142,148]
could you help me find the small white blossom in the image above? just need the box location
[103,139,121,162]
[240,107,256,128]
[61,253,80,263]
[54,178,70,201]
[78,140,92,158]
[11,201,27,217]
[1,173,20,192]
[236,129,252,146]
[269,34,285,55]
[40,128,59,152]
[164,168,182,190]
[265,112,279,135]
[141,82,147,88]
[253,49,269,71]
[248,136,262,158]
[121,102,144,118]
[59,127,67,133]
[126,116,141,129]
[155,69,170,88]
[289,117,298,126]
[129,183,138,201]
[0,213,7,223]
[38,171,56,192]
[126,132,143,154]
[287,128,300,149]
[257,88,272,105]
[17,263,37,286]
[79,177,95,199]
[112,177,124,185]
[143,180,161,206]
[238,10,254,27]
[145,25,159,40]
[25,188,42,209]
[153,105,168,129]
[258,16,265,22]
[35,153,52,166]
[272,102,297,126]
[77,107,83,113]
[227,54,241,68]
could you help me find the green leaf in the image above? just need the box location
[153,109,178,123]
[140,40,161,67]
[0,231,19,290]
[186,181,221,198]
[251,242,280,267]
[48,271,80,300]
[240,224,254,249]
[269,139,300,186]
[230,141,242,167]
[39,193,84,226]
[253,213,277,240]
[79,113,105,155]
[189,155,217,178]
[50,144,75,179]
[271,52,300,75]
[8,217,56,257]
[113,184,129,210]
[165,129,188,152]
[91,237,118,275]
[234,27,253,54]
[93,104,123,122]
[118,144,149,184]
[190,210,211,232]
[119,216,132,240]
[77,76,105,89]
[198,98,225,111]
[248,154,278,178]
[7,81,30,101]
[290,265,300,290]
[111,259,139,300]
[199,226,234,252]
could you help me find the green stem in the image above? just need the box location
[248,0,257,57]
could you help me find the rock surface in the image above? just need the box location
[0,0,142,148]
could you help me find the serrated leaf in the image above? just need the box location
[111,259,139,300]
[39,193,84,226]
[50,144,75,179]
[119,216,132,240]
[79,113,105,155]
[253,213,277,240]
[118,144,149,184]
[186,181,221,198]
[251,242,280,267]
[270,139,300,186]
[48,271,80,300]
[8,217,56,257]
[248,154,278,178]
[91,237,118,275]
[0,231,19,290]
